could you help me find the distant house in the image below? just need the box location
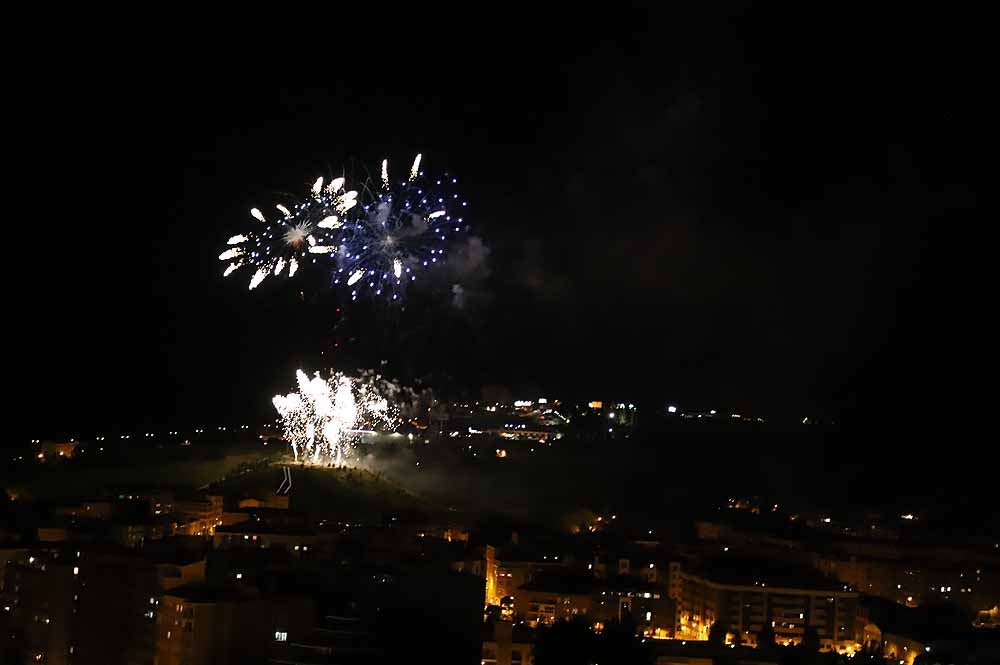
[39,440,78,461]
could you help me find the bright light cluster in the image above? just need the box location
[220,177,358,289]
[272,370,398,465]
[221,154,470,304]
[333,154,469,302]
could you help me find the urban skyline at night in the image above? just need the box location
[4,6,993,665]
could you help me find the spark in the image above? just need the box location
[274,258,286,275]
[382,159,389,188]
[312,177,324,195]
[347,269,366,286]
[327,177,345,193]
[219,248,243,261]
[227,235,248,245]
[393,259,402,278]
[288,258,298,277]
[251,208,266,222]
[276,204,291,216]
[409,153,422,181]
[318,215,341,229]
[339,190,358,212]
[223,263,241,277]
[249,267,269,290]
[428,210,446,219]
[272,370,398,465]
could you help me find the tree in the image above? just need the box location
[534,618,596,665]
[534,617,652,665]
[708,620,727,645]
[800,625,820,653]
[597,616,652,665]
[854,641,889,664]
[756,621,776,649]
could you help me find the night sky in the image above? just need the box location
[11,9,983,442]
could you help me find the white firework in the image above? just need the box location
[221,176,358,289]
[272,369,398,465]
[283,221,313,247]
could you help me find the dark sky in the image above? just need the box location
[10,8,984,440]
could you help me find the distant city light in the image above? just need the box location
[667,405,677,413]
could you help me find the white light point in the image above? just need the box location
[251,208,266,222]
[347,270,365,286]
[428,210,446,219]
[276,204,291,216]
[393,259,403,278]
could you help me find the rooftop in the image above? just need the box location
[162,583,257,603]
[691,556,847,591]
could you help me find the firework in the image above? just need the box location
[221,177,359,290]
[332,154,469,302]
[272,369,398,465]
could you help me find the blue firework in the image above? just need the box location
[332,154,469,302]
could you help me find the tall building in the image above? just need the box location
[1,547,176,665]
[154,584,312,665]
[675,565,860,652]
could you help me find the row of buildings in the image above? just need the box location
[2,465,997,665]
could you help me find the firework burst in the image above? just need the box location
[272,369,398,465]
[221,177,359,290]
[332,154,469,302]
